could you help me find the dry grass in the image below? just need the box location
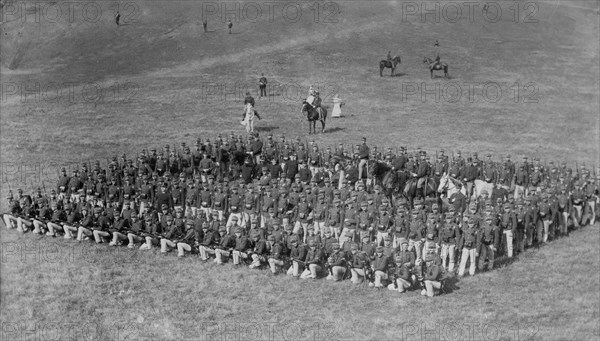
[0,1,599,340]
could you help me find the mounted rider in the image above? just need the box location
[306,90,323,120]
[387,51,392,63]
[433,40,441,68]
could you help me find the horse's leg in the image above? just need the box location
[320,119,325,133]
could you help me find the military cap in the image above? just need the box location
[376,246,384,252]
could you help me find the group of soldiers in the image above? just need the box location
[2,132,599,297]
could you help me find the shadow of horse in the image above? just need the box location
[255,125,278,132]
[326,127,345,133]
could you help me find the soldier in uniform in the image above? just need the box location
[478,216,497,271]
[350,243,370,284]
[458,217,479,277]
[326,242,348,281]
[300,239,324,279]
[388,241,415,293]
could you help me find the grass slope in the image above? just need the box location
[0,1,599,340]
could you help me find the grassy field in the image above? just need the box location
[1,0,599,340]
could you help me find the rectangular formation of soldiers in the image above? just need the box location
[2,132,599,297]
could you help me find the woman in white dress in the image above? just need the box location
[332,94,343,118]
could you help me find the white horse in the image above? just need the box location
[240,103,259,133]
[438,173,466,198]
[472,179,495,200]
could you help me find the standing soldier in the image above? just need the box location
[457,217,479,277]
[228,19,233,34]
[357,137,369,184]
[477,215,497,272]
[259,73,267,98]
[439,215,460,272]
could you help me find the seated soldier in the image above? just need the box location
[32,200,52,235]
[138,213,163,250]
[300,239,324,279]
[160,214,185,253]
[109,210,131,246]
[77,207,101,241]
[388,241,415,293]
[350,243,370,284]
[248,233,269,269]
[287,235,307,277]
[177,219,200,257]
[232,227,252,265]
[267,235,285,274]
[2,191,20,229]
[326,242,348,281]
[46,202,67,237]
[124,213,145,248]
[199,223,221,261]
[422,255,444,297]
[214,225,235,264]
[369,246,389,288]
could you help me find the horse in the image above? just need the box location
[423,56,448,79]
[403,176,438,208]
[379,56,401,77]
[240,103,260,133]
[301,100,327,134]
[368,161,398,200]
[437,173,467,208]
[472,179,495,201]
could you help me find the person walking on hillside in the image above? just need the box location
[116,11,121,26]
[228,20,233,34]
[203,19,207,32]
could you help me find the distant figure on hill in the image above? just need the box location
[259,74,267,98]
[228,20,233,34]
[115,12,121,26]
[203,19,207,32]
[386,51,392,62]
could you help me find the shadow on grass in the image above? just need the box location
[325,127,345,133]
[256,125,278,132]
[392,73,408,77]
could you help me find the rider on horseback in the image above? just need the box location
[387,51,392,63]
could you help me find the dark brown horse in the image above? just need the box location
[301,100,327,134]
[379,56,402,77]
